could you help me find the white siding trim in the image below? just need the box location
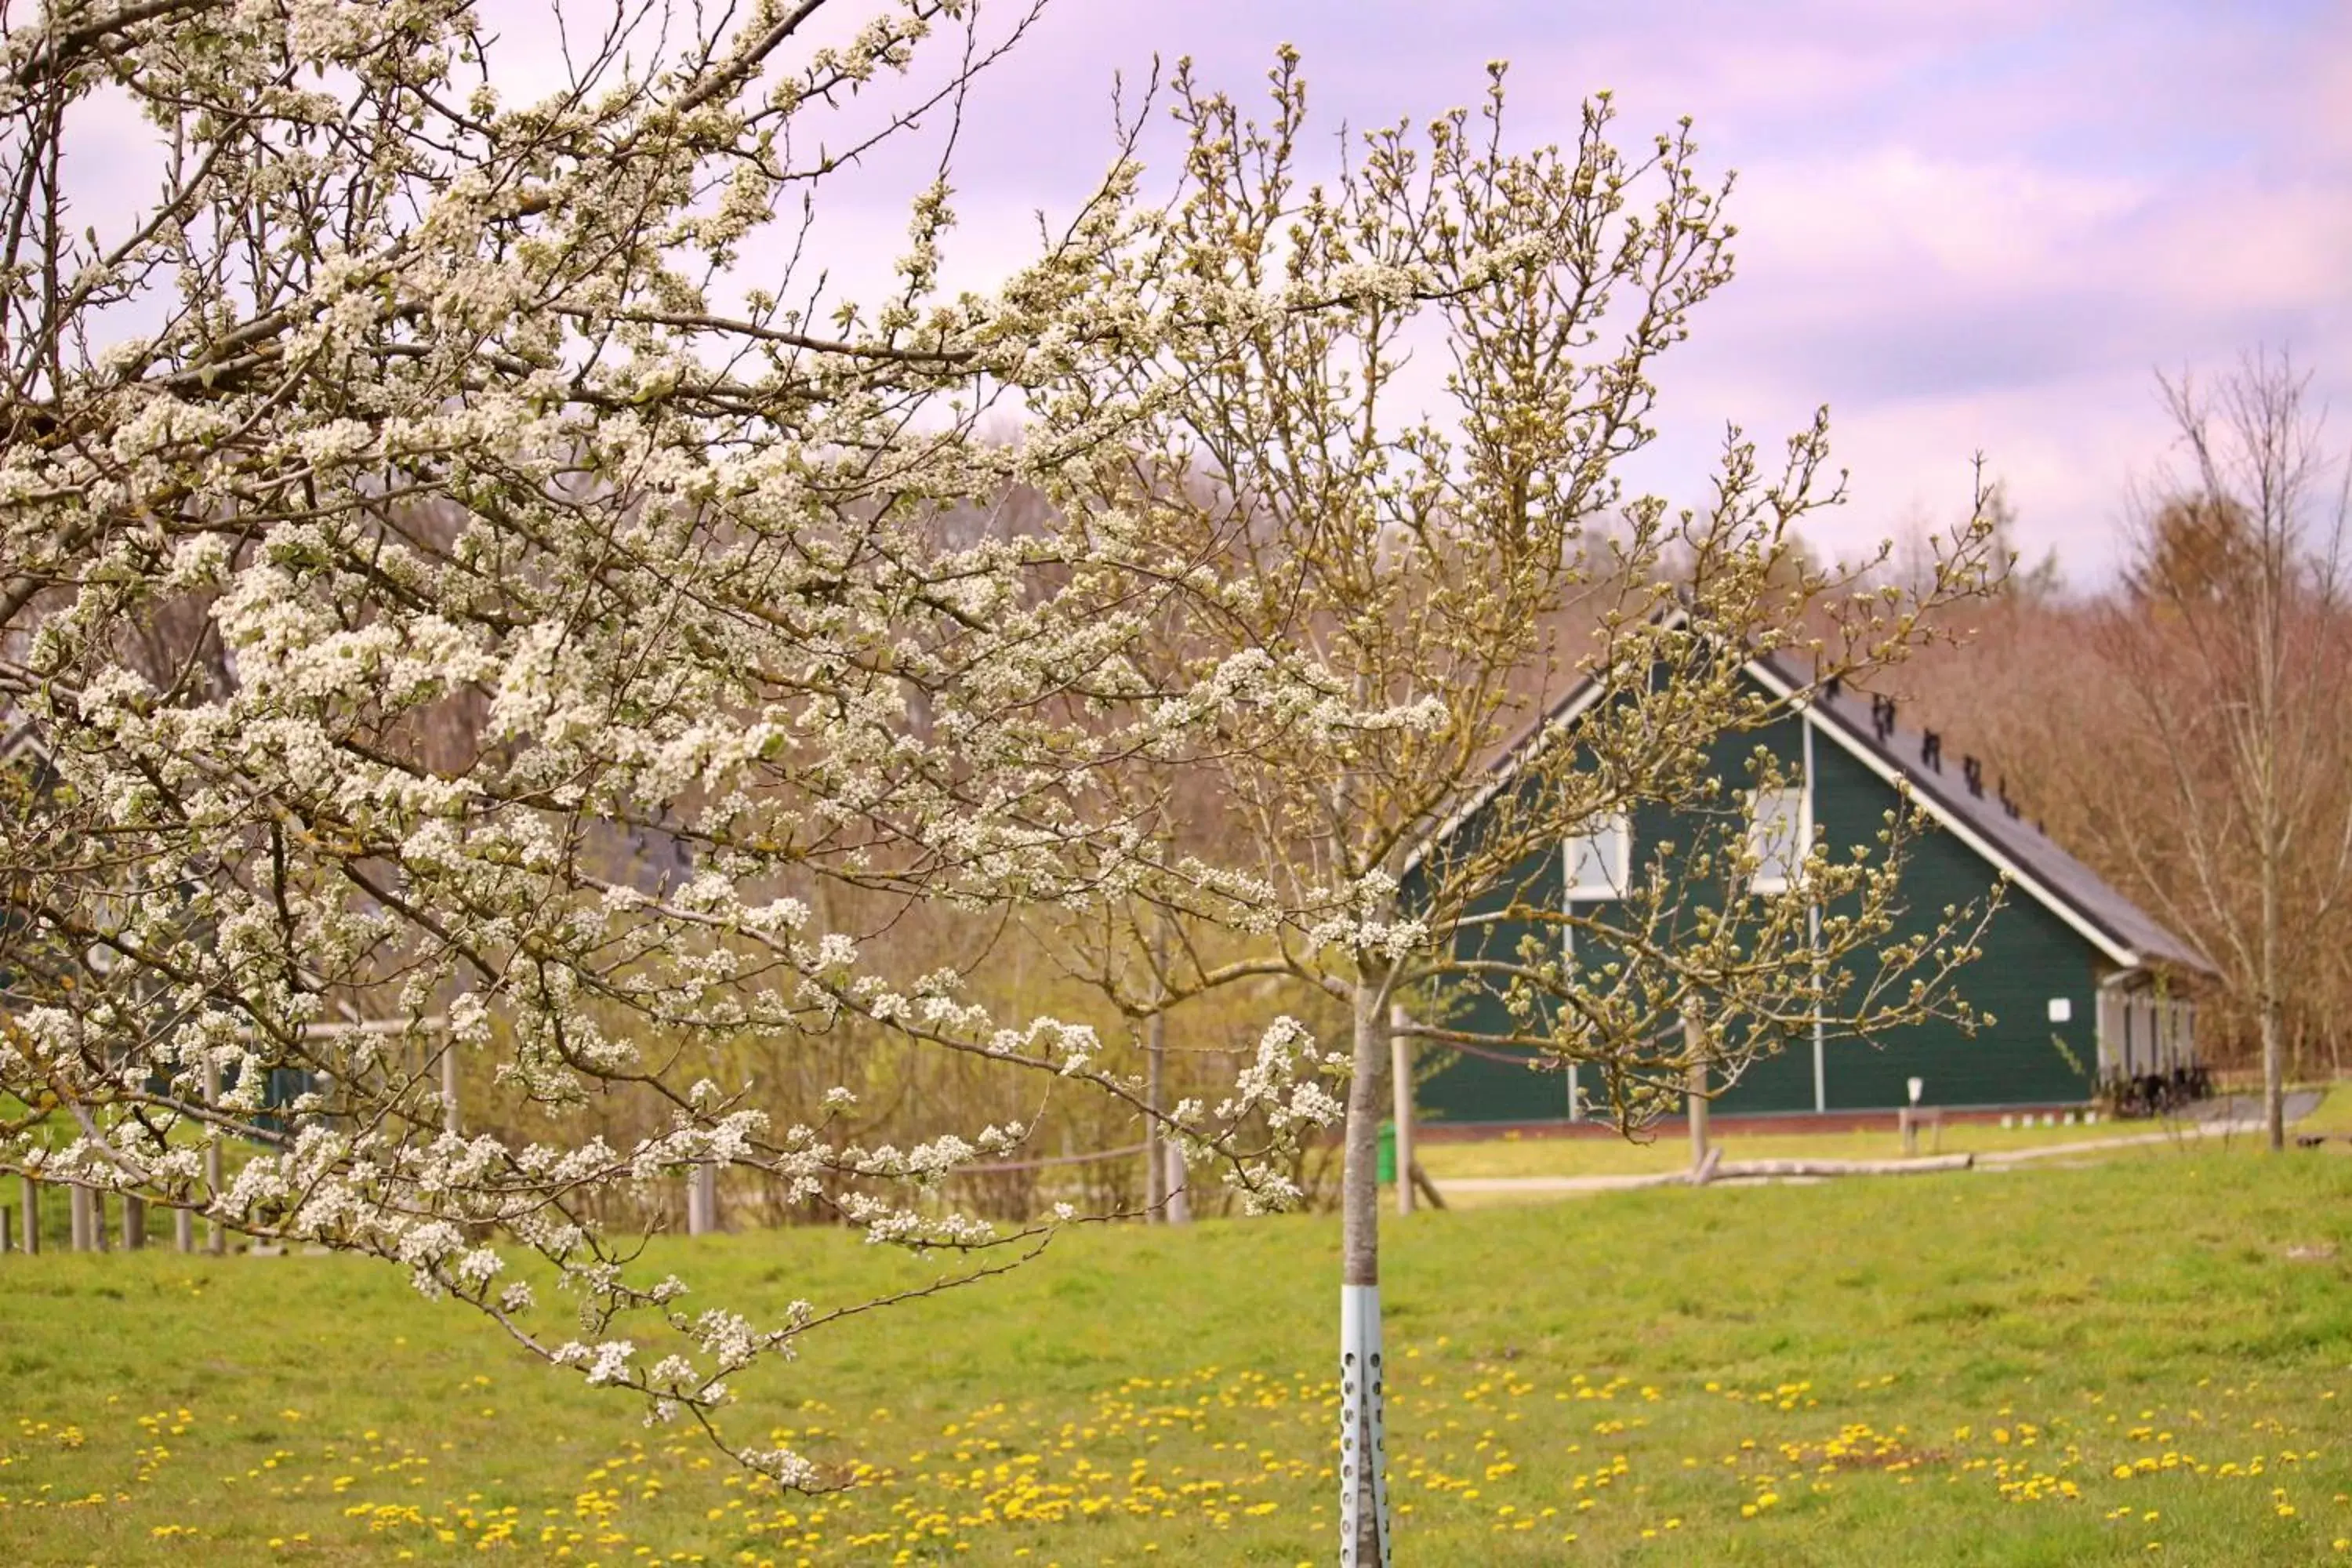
[1743,782,1810,895]
[1805,715,1827,1114]
[1563,811,1633,900]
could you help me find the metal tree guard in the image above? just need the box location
[1338,1281,1392,1565]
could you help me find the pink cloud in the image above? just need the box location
[49,0,2352,582]
[943,2,2352,575]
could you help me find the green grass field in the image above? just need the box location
[5,1142,2352,1566]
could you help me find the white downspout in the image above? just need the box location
[1803,707,1826,1113]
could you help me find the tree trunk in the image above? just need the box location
[2261,993,2285,1152]
[2261,792,2285,1152]
[1145,1006,1167,1221]
[441,1040,463,1136]
[1339,971,1392,1566]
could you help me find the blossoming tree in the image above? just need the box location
[0,0,1389,1480]
[0,0,1994,1549]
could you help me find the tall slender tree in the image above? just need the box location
[1032,62,2002,1562]
[2097,351,2352,1149]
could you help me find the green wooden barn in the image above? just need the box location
[1414,637,2214,1125]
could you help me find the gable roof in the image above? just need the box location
[1741,649,2213,977]
[1403,603,1698,874]
[1409,621,2214,978]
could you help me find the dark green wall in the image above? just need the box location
[1417,692,2105,1124]
[1808,734,2100,1111]
[1416,778,1578,1125]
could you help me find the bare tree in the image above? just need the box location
[2096,350,2352,1149]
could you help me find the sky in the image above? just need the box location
[69,0,2352,584]
[779,0,2352,583]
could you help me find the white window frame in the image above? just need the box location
[1746,783,1811,895]
[1563,811,1632,902]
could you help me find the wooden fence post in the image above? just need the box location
[1390,1004,1416,1218]
[174,1206,194,1254]
[1145,919,1170,1224]
[1162,1143,1191,1225]
[68,1184,92,1251]
[1684,1010,1711,1178]
[203,1061,226,1255]
[19,1177,36,1254]
[124,1195,146,1250]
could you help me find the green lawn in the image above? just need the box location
[5,1145,2352,1566]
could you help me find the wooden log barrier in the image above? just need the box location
[1715,1154,1973,1178]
